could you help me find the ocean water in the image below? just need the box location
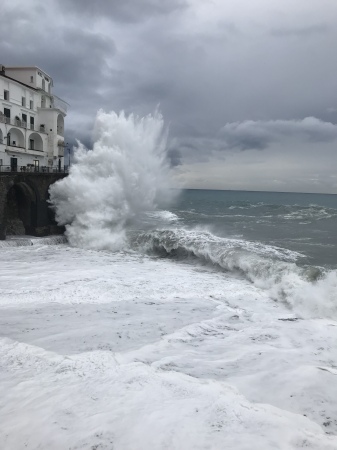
[172,189,337,268]
[1,111,337,449]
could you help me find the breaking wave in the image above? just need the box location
[134,228,337,319]
[46,110,336,318]
[49,110,176,251]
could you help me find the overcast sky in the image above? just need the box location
[2,0,337,193]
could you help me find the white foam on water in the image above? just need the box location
[1,337,336,450]
[135,227,337,319]
[1,244,337,448]
[145,210,179,222]
[0,235,67,247]
[282,205,337,222]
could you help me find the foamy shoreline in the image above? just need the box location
[1,242,337,449]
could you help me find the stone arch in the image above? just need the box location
[28,132,43,151]
[57,114,64,136]
[23,178,41,203]
[4,182,37,235]
[7,127,25,147]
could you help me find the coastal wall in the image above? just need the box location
[0,172,66,239]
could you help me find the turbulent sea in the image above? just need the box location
[1,111,337,450]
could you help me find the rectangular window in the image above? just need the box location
[30,116,34,130]
[30,76,34,83]
[30,139,34,150]
[4,90,9,101]
[4,108,10,122]
[22,97,26,107]
[30,100,34,109]
[22,113,27,126]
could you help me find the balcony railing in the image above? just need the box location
[0,115,10,124]
[0,165,69,173]
[6,143,27,150]
[0,115,47,133]
[52,95,68,114]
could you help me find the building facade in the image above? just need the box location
[0,65,67,172]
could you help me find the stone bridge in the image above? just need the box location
[0,172,67,240]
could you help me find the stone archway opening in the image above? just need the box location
[4,182,36,235]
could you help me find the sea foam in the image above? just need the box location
[135,227,337,319]
[49,110,175,251]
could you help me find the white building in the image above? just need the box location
[0,65,68,172]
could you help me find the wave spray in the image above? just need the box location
[49,110,174,250]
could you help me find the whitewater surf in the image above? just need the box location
[1,110,337,449]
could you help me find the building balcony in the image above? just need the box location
[4,145,44,156]
[51,95,68,115]
[5,144,26,154]
[0,115,47,133]
[0,115,10,124]
[0,164,69,174]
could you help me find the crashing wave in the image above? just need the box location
[49,110,176,251]
[134,227,337,319]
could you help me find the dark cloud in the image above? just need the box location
[220,118,337,151]
[0,14,115,92]
[65,127,92,153]
[1,0,337,192]
[56,0,188,23]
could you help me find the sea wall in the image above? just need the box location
[0,172,67,240]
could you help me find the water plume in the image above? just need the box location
[49,110,175,250]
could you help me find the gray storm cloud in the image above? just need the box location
[1,0,337,192]
[60,0,188,22]
[220,117,337,150]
